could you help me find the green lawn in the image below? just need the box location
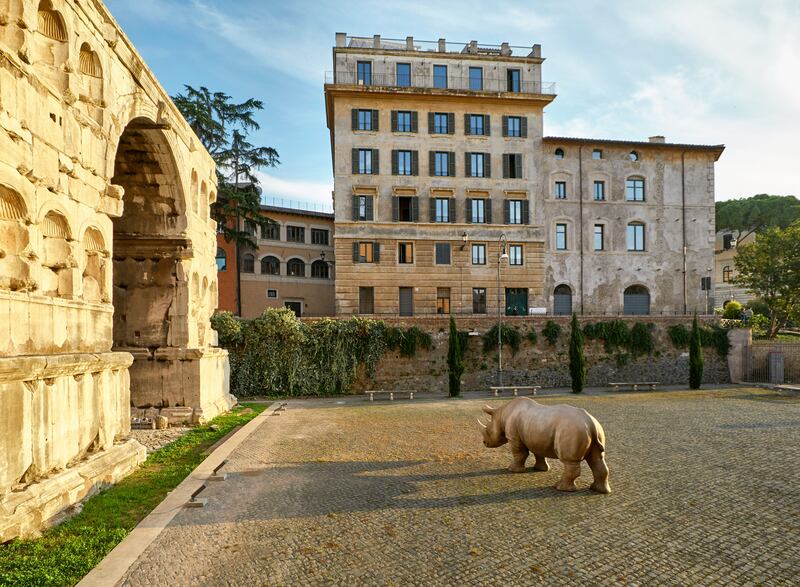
[754,331,800,343]
[0,404,266,587]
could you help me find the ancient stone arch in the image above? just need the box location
[0,0,233,541]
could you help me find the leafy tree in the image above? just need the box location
[733,223,800,337]
[172,85,279,247]
[715,194,800,242]
[568,313,586,394]
[447,316,464,397]
[689,315,704,389]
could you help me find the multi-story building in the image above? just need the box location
[324,34,724,316]
[216,202,335,318]
[713,230,755,308]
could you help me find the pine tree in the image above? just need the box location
[689,315,704,389]
[569,313,587,393]
[447,316,464,397]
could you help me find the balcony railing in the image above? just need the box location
[325,71,556,95]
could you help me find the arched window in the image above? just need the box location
[261,256,279,275]
[311,260,329,279]
[215,247,227,271]
[554,284,572,315]
[554,148,565,160]
[627,222,646,251]
[241,253,255,273]
[722,265,732,282]
[287,258,305,277]
[629,150,639,161]
[624,285,650,315]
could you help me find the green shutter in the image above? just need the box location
[372,110,379,131]
[429,151,435,176]
[373,242,380,263]
[391,111,398,132]
[428,112,435,134]
[411,111,418,132]
[372,149,379,174]
[464,152,471,177]
[411,197,419,222]
[520,117,528,138]
[447,152,455,177]
[429,198,437,222]
[449,198,456,223]
[352,242,359,262]
[502,154,509,178]
[502,115,508,137]
[392,197,399,222]
[352,196,360,221]
[465,198,473,223]
[351,109,358,131]
[486,199,493,224]
[447,113,455,134]
[391,150,398,175]
[504,200,510,224]
[484,153,491,178]
[365,196,374,221]
[352,148,359,174]
[411,150,419,176]
[484,115,491,136]
[464,113,471,135]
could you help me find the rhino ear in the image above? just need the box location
[482,405,495,416]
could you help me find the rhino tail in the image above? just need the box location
[589,415,605,453]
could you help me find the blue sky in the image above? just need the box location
[105,0,799,206]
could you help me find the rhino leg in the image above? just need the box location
[509,443,529,473]
[555,460,581,492]
[532,454,550,472]
[587,446,611,494]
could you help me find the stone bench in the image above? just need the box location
[609,382,660,392]
[365,390,415,401]
[489,386,540,397]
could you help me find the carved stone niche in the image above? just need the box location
[81,227,108,303]
[39,210,76,298]
[0,185,34,292]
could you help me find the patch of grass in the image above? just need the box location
[0,404,266,587]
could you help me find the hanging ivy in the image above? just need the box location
[542,320,562,346]
[482,323,522,355]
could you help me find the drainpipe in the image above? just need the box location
[578,146,584,315]
[681,152,687,315]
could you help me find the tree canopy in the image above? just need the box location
[715,194,800,241]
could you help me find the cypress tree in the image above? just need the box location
[447,315,464,397]
[569,313,587,393]
[689,314,704,389]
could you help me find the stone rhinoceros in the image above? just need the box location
[478,397,611,493]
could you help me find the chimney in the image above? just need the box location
[529,44,541,58]
[406,36,414,50]
[649,135,666,143]
[335,32,346,47]
[373,35,381,49]
[500,42,511,56]
[438,38,446,52]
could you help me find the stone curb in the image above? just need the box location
[77,403,283,587]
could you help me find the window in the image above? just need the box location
[469,67,483,90]
[473,288,487,314]
[261,256,280,275]
[433,64,447,88]
[469,153,485,177]
[593,181,605,201]
[267,289,277,298]
[311,260,329,279]
[311,228,329,246]
[396,63,411,87]
[356,109,375,131]
[398,242,414,264]
[357,61,371,85]
[509,244,523,266]
[356,148,375,174]
[624,285,650,315]
[396,196,415,222]
[629,151,639,161]
[287,258,305,277]
[507,200,523,224]
[592,149,602,160]
[555,223,567,250]
[433,113,449,134]
[554,284,573,315]
[507,69,521,92]
[399,287,414,316]
[506,116,522,137]
[244,220,258,236]
[215,247,227,271]
[262,222,279,240]
[434,151,451,176]
[504,154,523,178]
[626,178,645,201]
[555,181,567,199]
[435,243,451,265]
[594,225,605,251]
[355,195,373,221]
[468,114,485,135]
[357,241,375,263]
[396,111,412,132]
[434,198,450,223]
[286,225,305,243]
[472,243,486,265]
[627,223,645,251]
[436,288,451,314]
[242,253,255,273]
[555,148,565,159]
[359,287,374,314]
[396,150,413,175]
[722,265,732,282]
[471,198,486,223]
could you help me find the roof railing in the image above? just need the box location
[325,70,556,95]
[262,196,333,214]
[336,34,542,58]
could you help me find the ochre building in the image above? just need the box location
[324,34,724,317]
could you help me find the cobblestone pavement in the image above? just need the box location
[120,388,800,586]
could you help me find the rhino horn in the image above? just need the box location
[476,418,487,429]
[482,405,495,416]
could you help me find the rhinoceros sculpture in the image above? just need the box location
[478,397,611,493]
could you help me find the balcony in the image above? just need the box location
[325,71,556,95]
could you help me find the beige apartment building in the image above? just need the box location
[713,230,755,307]
[324,34,724,316]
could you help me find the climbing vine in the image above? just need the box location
[668,322,730,358]
[482,323,522,356]
[542,320,562,346]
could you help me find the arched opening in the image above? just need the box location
[39,210,73,297]
[0,185,31,292]
[241,253,255,273]
[261,255,279,275]
[311,259,329,279]
[722,265,732,282]
[199,181,207,217]
[111,118,188,351]
[553,284,572,315]
[78,42,103,122]
[81,227,107,303]
[34,0,69,93]
[624,285,650,315]
[215,247,227,271]
[287,258,305,277]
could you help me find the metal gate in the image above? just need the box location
[399,287,413,316]
[746,343,800,384]
[623,287,650,315]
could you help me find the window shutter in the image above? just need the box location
[392,196,399,222]
[522,200,530,225]
[484,115,490,136]
[484,153,491,178]
[464,113,471,135]
[372,110,379,131]
[464,152,471,177]
[411,150,419,176]
[428,112,435,134]
[447,112,455,134]
[448,152,455,177]
[466,198,473,223]
[372,149,379,174]
[352,242,359,262]
[502,115,508,137]
[411,197,419,222]
[351,109,358,131]
[486,199,493,224]
[520,117,528,138]
[449,198,456,223]
[373,242,381,263]
[429,198,436,222]
[502,154,510,178]
[365,196,374,221]
[515,154,522,178]
[391,110,398,132]
[352,196,360,221]
[352,148,359,174]
[504,199,510,224]
[429,151,435,176]
[391,150,398,175]
[411,111,418,132]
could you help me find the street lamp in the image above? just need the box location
[497,234,509,386]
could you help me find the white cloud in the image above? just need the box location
[255,172,333,209]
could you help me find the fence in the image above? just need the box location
[745,343,800,384]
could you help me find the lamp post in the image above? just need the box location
[497,234,509,386]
